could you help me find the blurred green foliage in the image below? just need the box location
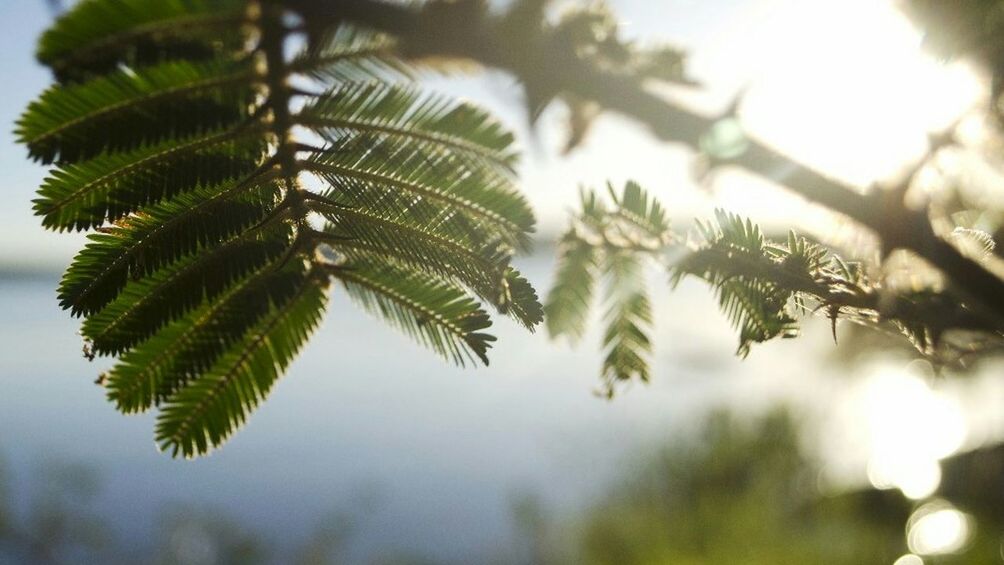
[521,410,1004,565]
[548,411,906,565]
[6,409,1004,563]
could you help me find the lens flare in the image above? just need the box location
[907,502,973,555]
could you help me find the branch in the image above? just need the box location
[689,244,1000,338]
[289,0,1004,321]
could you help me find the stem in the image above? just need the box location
[688,246,997,335]
[259,1,306,217]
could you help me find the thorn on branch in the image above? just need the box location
[829,305,840,344]
[302,191,355,210]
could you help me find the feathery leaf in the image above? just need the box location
[155,273,329,457]
[35,127,267,231]
[314,205,511,305]
[19,0,543,457]
[498,267,545,330]
[17,58,256,164]
[674,210,800,357]
[37,0,247,83]
[105,263,312,414]
[299,81,519,170]
[291,23,410,83]
[545,232,599,341]
[307,133,534,249]
[600,250,653,391]
[607,180,670,239]
[82,224,294,355]
[335,259,495,366]
[59,180,280,317]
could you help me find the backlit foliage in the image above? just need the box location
[546,182,1004,394]
[17,0,542,456]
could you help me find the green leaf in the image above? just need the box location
[58,180,279,317]
[674,209,799,357]
[707,209,765,254]
[291,23,410,83]
[299,81,519,170]
[607,180,670,239]
[314,205,511,306]
[307,133,534,250]
[601,293,652,391]
[600,251,652,392]
[315,203,541,329]
[543,182,658,393]
[716,278,798,358]
[104,263,313,414]
[499,267,545,330]
[19,0,543,457]
[155,274,329,458]
[335,259,496,366]
[17,58,256,164]
[37,0,247,83]
[81,224,294,355]
[35,127,267,231]
[545,231,599,341]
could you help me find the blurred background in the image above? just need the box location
[3,0,1004,563]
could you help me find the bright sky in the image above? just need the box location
[0,0,986,268]
[0,0,71,269]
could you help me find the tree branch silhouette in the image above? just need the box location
[293,0,1004,321]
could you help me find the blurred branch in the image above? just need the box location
[44,0,64,16]
[291,0,1004,322]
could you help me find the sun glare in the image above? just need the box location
[854,364,967,500]
[907,502,973,556]
[724,0,984,192]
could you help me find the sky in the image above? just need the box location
[0,0,987,269]
[0,0,72,269]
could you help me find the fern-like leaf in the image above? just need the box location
[498,267,545,330]
[291,24,410,83]
[544,232,598,341]
[317,213,511,303]
[715,278,798,358]
[299,81,519,170]
[154,274,329,458]
[675,210,799,357]
[608,180,670,239]
[58,180,279,316]
[544,182,660,393]
[104,263,312,413]
[81,225,293,355]
[335,260,496,366]
[17,59,256,164]
[600,251,653,392]
[307,134,534,249]
[35,127,267,231]
[37,0,247,83]
[20,0,543,457]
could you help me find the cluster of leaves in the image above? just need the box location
[546,182,1004,392]
[548,3,689,83]
[17,0,542,457]
[497,0,694,152]
[544,182,671,396]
